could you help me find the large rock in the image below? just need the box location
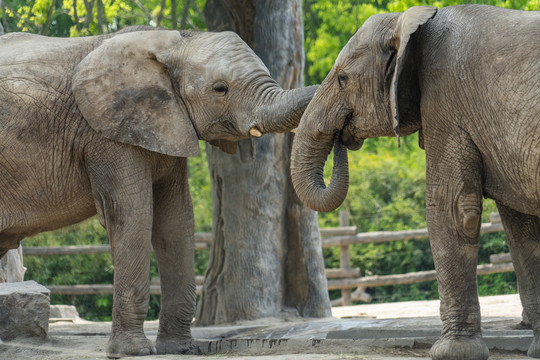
[0,281,50,340]
[50,305,80,321]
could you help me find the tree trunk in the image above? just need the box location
[171,0,177,29]
[195,0,331,326]
[0,247,26,283]
[0,0,5,35]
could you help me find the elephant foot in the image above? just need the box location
[156,335,201,355]
[528,334,540,358]
[106,333,156,358]
[429,335,489,360]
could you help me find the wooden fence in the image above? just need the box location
[23,212,511,306]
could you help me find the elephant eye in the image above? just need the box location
[337,70,347,89]
[213,81,229,95]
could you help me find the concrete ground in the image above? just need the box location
[0,294,532,359]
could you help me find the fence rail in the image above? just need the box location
[23,212,511,305]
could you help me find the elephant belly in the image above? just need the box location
[0,145,97,249]
[0,192,97,250]
[483,159,540,217]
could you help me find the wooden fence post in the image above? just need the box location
[339,210,352,306]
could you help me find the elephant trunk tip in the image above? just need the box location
[291,135,350,213]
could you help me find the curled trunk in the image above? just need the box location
[291,131,349,213]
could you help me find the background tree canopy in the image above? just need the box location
[3,0,536,319]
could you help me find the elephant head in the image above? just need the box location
[72,30,317,156]
[291,6,436,212]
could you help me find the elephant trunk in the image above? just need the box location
[290,126,349,213]
[254,85,318,134]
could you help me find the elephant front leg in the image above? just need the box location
[424,145,489,360]
[88,152,156,358]
[151,161,200,355]
[427,186,489,360]
[107,221,155,358]
[497,203,540,358]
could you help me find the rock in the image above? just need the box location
[50,305,80,321]
[0,280,50,341]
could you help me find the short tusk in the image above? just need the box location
[290,128,296,133]
[249,127,263,137]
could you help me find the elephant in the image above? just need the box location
[290,5,540,360]
[0,26,317,357]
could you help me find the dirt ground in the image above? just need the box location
[0,294,532,360]
[331,293,524,319]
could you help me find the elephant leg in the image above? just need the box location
[425,138,489,360]
[151,159,199,355]
[87,150,155,358]
[496,202,540,358]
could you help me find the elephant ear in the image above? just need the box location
[72,30,199,157]
[389,6,437,143]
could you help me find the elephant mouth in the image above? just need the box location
[340,115,364,151]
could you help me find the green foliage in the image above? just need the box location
[319,135,426,231]
[23,219,115,320]
[321,135,432,302]
[1,0,74,36]
[304,0,384,85]
[0,0,206,37]
[303,0,540,85]
[388,0,540,11]
[189,142,213,233]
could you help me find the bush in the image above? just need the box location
[24,219,115,320]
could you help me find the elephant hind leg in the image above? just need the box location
[151,160,199,355]
[496,202,540,358]
[0,233,24,259]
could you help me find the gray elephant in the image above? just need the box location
[291,5,540,360]
[0,26,316,357]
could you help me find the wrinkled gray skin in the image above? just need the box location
[291,5,540,360]
[0,27,316,358]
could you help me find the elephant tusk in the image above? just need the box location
[249,127,263,137]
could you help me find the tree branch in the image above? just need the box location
[179,0,191,28]
[96,0,106,33]
[170,0,177,29]
[130,0,152,24]
[156,0,166,27]
[73,0,81,31]
[40,0,57,35]
[82,0,95,30]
